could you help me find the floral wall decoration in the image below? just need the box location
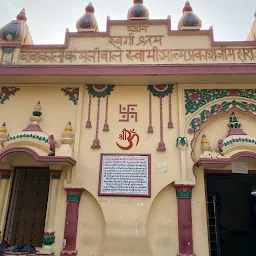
[185,89,256,115]
[147,84,174,151]
[85,84,115,149]
[187,100,256,134]
[0,87,20,104]
[61,87,79,105]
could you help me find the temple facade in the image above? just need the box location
[0,1,256,256]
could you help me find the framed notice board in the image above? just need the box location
[98,153,151,197]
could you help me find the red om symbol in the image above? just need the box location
[116,128,140,150]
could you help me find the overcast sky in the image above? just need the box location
[0,0,255,44]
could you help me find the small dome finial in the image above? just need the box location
[128,0,149,20]
[201,134,210,152]
[16,8,27,22]
[0,122,7,133]
[178,1,202,30]
[76,2,99,32]
[65,121,73,132]
[183,1,193,12]
[85,2,95,13]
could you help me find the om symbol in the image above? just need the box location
[116,128,140,150]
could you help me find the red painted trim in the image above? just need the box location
[98,153,151,197]
[173,185,195,256]
[195,151,256,167]
[50,169,62,175]
[0,169,12,175]
[0,147,76,166]
[0,64,255,76]
[62,188,84,256]
[65,188,84,195]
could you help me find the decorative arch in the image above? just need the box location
[184,97,256,135]
[0,147,76,166]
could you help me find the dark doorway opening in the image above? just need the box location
[206,173,256,256]
[4,167,50,247]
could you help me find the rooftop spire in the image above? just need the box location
[127,0,149,20]
[247,11,256,41]
[76,2,99,32]
[16,8,27,22]
[178,1,202,30]
[227,112,247,136]
[0,8,33,44]
[23,101,43,132]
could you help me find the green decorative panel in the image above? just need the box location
[176,190,192,198]
[67,194,81,202]
[185,89,256,115]
[43,234,55,246]
[51,174,61,180]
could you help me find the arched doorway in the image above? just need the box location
[4,167,50,247]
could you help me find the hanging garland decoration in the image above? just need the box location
[147,91,153,133]
[86,85,115,149]
[147,84,174,151]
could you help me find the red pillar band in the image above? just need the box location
[174,185,195,256]
[61,188,84,256]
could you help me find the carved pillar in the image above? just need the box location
[174,184,195,256]
[61,188,84,256]
[0,169,12,234]
[41,170,62,255]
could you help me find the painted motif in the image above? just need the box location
[0,22,19,41]
[147,84,174,97]
[185,89,256,115]
[119,104,138,122]
[0,87,20,104]
[176,136,188,151]
[86,84,115,98]
[116,128,140,150]
[188,100,256,134]
[43,232,55,246]
[61,88,79,105]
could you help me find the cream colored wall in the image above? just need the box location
[2,81,256,256]
[0,85,77,251]
[75,85,180,256]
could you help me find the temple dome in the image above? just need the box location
[0,8,33,44]
[76,3,99,32]
[127,0,149,20]
[1,102,55,156]
[178,1,202,30]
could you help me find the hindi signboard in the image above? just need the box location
[99,154,151,197]
[232,162,248,174]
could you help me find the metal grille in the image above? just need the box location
[4,167,50,247]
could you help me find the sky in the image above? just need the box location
[0,0,255,44]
